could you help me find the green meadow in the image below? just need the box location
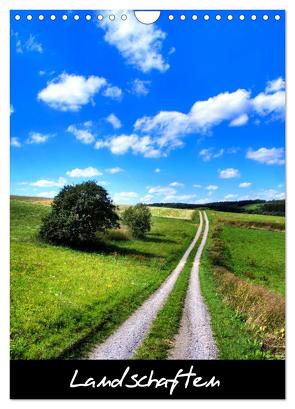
[220,224,285,295]
[10,199,197,359]
[199,211,285,359]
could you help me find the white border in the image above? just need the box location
[1,1,294,408]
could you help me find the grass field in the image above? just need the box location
[148,207,195,220]
[10,199,197,359]
[211,210,285,228]
[220,225,285,295]
[200,211,285,359]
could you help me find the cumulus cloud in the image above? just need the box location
[148,186,176,196]
[131,78,285,157]
[169,182,184,187]
[239,182,252,188]
[106,113,122,129]
[105,167,124,174]
[199,148,224,162]
[252,77,285,119]
[26,132,53,144]
[113,191,139,203]
[229,113,249,127]
[95,134,161,158]
[99,11,169,73]
[30,177,66,187]
[265,77,285,94]
[38,73,121,111]
[66,167,102,178]
[67,123,95,144]
[141,194,154,203]
[11,137,21,148]
[103,85,123,100]
[36,191,58,198]
[206,185,219,191]
[193,184,202,188]
[219,168,240,179]
[246,147,285,165]
[155,168,161,173]
[130,79,151,96]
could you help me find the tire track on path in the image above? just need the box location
[88,211,204,360]
[169,211,218,360]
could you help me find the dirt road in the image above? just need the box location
[169,211,218,360]
[88,211,204,360]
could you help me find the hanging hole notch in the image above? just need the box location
[134,11,161,24]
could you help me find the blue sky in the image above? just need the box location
[10,10,285,204]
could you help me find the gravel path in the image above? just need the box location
[88,211,204,360]
[169,211,218,360]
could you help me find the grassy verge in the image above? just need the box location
[10,200,197,359]
[199,216,285,359]
[134,230,200,360]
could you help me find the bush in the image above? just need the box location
[39,181,119,246]
[122,204,152,238]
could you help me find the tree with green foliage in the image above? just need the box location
[40,181,119,246]
[122,203,152,238]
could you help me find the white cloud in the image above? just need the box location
[240,189,285,201]
[140,194,153,203]
[199,148,224,162]
[134,89,250,154]
[106,113,122,129]
[163,194,197,203]
[99,11,169,73]
[14,32,43,54]
[30,177,66,188]
[265,77,285,94]
[130,79,151,96]
[206,185,219,191]
[67,123,95,144]
[113,191,139,203]
[26,132,52,144]
[252,78,285,119]
[246,147,285,165]
[193,184,202,188]
[11,137,21,148]
[219,168,240,179]
[224,194,238,200]
[36,191,57,198]
[148,186,176,196]
[193,198,211,204]
[38,73,107,111]
[105,167,124,174]
[95,134,161,158]
[169,181,184,187]
[132,78,285,157]
[239,182,252,188]
[252,91,285,118]
[66,167,102,178]
[229,113,249,127]
[155,168,161,173]
[25,34,43,53]
[103,85,123,100]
